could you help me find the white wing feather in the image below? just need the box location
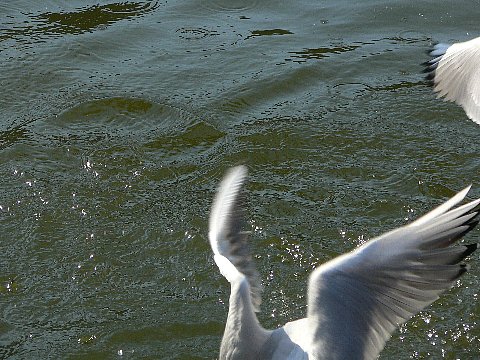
[306,187,479,359]
[209,165,262,311]
[426,37,480,124]
[209,167,479,360]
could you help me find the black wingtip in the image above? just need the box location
[456,220,480,242]
[458,263,469,277]
[471,202,480,215]
[425,71,436,81]
[421,61,431,68]
[463,243,478,258]
[466,219,480,231]
[455,245,477,278]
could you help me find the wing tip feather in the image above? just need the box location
[458,263,469,277]
[463,243,478,258]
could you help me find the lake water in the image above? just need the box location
[1,1,479,359]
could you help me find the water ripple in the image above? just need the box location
[176,27,220,40]
[200,0,260,13]
[0,1,162,45]
[287,44,360,63]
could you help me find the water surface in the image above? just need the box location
[1,1,479,358]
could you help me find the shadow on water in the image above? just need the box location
[245,29,294,40]
[0,1,479,358]
[0,124,32,151]
[0,1,161,43]
[288,44,360,63]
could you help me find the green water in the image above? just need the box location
[1,1,479,358]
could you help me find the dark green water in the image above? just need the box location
[1,1,479,358]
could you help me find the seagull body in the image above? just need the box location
[209,166,479,360]
[425,36,480,124]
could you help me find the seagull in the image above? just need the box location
[209,165,479,360]
[424,36,480,124]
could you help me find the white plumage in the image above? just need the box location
[209,165,479,360]
[425,36,480,124]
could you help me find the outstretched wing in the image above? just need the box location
[209,165,262,311]
[424,37,480,124]
[307,186,479,360]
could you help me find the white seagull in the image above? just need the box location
[424,36,480,124]
[209,165,479,360]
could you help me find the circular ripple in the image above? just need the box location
[200,0,260,13]
[176,27,220,40]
